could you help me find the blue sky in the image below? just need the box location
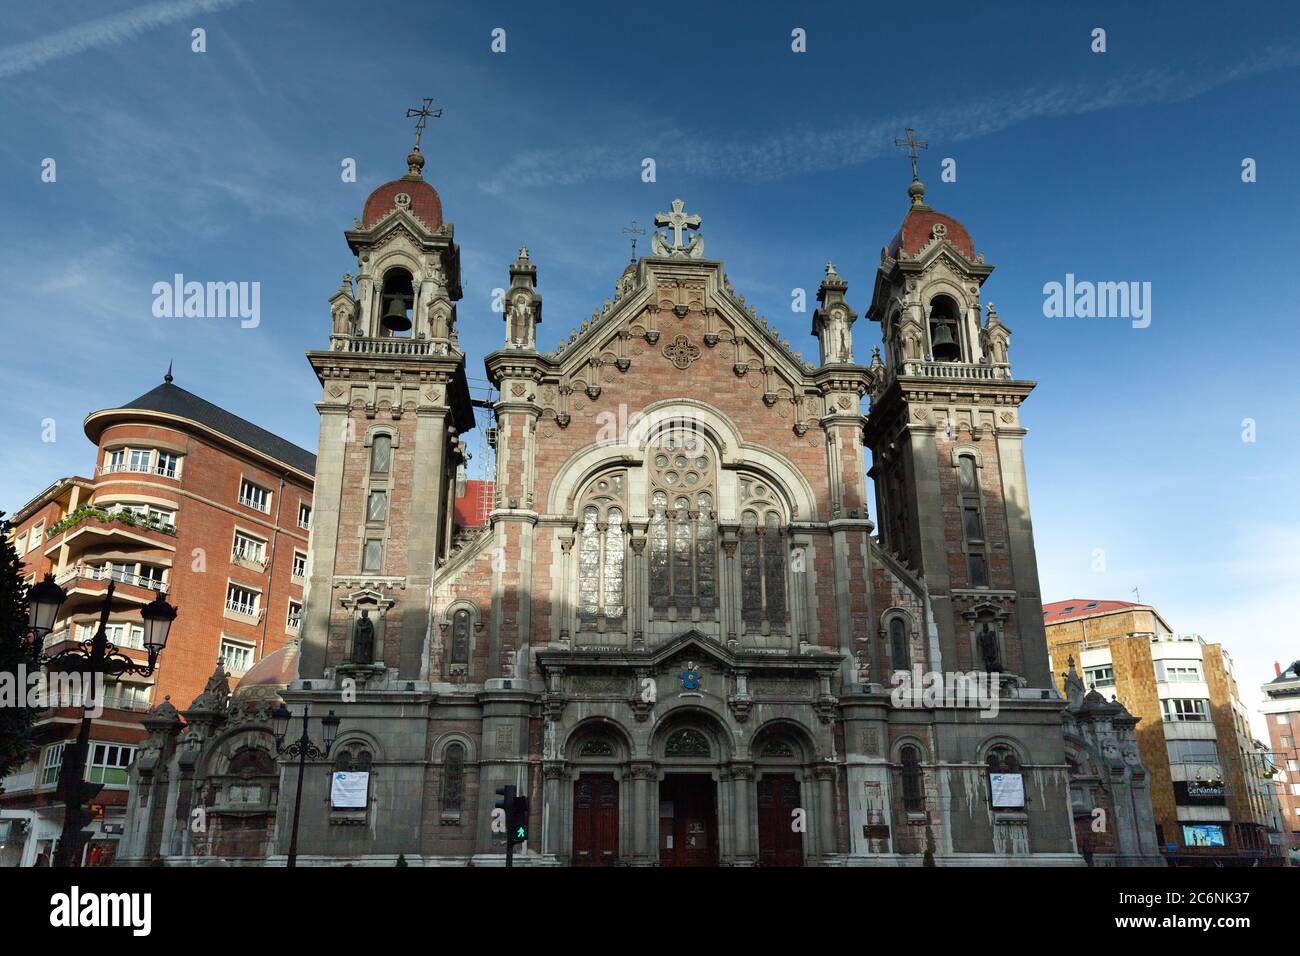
[2,1,1298,723]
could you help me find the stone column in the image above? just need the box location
[731,763,755,864]
[720,537,738,645]
[557,534,574,643]
[628,535,646,647]
[631,762,655,862]
[542,762,565,859]
[815,765,838,862]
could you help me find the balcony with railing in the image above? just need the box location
[224,597,262,623]
[52,563,169,614]
[99,461,179,480]
[231,544,268,571]
[44,506,177,558]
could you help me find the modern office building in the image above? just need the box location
[1044,600,1284,865]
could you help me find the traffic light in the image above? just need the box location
[509,795,529,846]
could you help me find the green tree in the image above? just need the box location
[0,513,43,781]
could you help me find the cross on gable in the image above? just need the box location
[654,199,701,251]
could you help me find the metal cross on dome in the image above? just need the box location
[622,219,646,260]
[893,127,928,181]
[655,199,701,252]
[405,98,443,148]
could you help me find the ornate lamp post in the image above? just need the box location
[24,574,177,867]
[272,701,340,867]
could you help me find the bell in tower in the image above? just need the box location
[379,268,414,335]
[927,295,962,362]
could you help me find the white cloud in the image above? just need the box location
[0,0,255,80]
[478,43,1300,193]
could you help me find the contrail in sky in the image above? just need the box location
[0,0,255,80]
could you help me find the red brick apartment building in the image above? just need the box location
[0,371,315,866]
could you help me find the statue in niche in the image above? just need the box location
[423,266,452,338]
[508,292,533,348]
[977,620,1002,672]
[353,609,375,664]
[331,297,356,335]
[832,310,853,362]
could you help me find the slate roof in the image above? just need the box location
[117,380,316,475]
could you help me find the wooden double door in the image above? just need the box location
[572,773,620,866]
[659,773,718,867]
[756,773,804,866]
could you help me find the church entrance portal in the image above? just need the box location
[572,773,620,866]
[659,774,718,867]
[756,773,804,866]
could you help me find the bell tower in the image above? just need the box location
[863,172,1051,688]
[300,137,475,683]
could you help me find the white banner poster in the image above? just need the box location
[331,771,369,809]
[990,772,1024,809]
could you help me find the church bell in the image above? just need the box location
[380,296,412,333]
[930,322,960,361]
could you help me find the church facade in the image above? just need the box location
[121,141,1084,866]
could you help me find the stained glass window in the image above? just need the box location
[696,492,716,612]
[740,511,762,630]
[738,477,788,632]
[650,491,669,610]
[367,490,388,523]
[604,508,624,621]
[442,743,465,811]
[900,745,923,812]
[648,431,717,617]
[576,474,627,628]
[890,617,909,670]
[451,608,471,663]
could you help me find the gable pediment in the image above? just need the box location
[533,257,831,410]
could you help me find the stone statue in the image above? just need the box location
[977,621,1002,672]
[353,610,375,664]
[509,293,531,348]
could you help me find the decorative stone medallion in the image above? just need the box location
[662,334,702,370]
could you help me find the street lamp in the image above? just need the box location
[22,574,177,867]
[272,702,340,867]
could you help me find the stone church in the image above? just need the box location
[120,139,1091,866]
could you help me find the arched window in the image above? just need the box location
[378,268,414,336]
[648,432,717,616]
[900,745,924,812]
[370,434,392,474]
[739,476,786,632]
[927,294,962,362]
[577,472,626,628]
[889,617,910,671]
[956,453,988,587]
[986,745,1024,810]
[441,743,465,811]
[450,608,471,664]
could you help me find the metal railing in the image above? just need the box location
[99,461,178,478]
[55,563,168,594]
[225,598,261,618]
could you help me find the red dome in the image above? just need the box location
[886,206,974,260]
[362,178,443,230]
